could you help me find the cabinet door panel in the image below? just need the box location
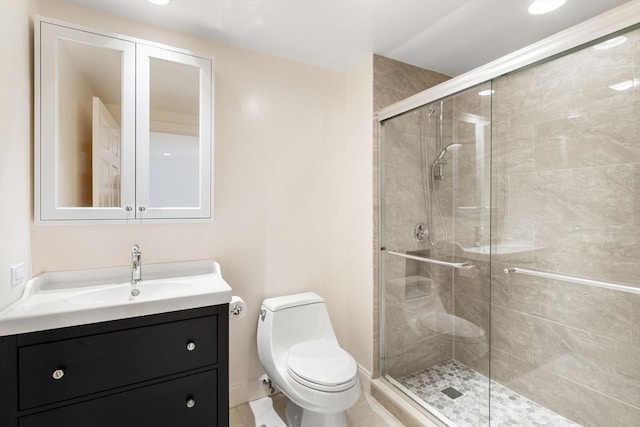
[37,21,136,221]
[36,17,214,223]
[19,370,218,427]
[135,44,213,220]
[18,315,217,409]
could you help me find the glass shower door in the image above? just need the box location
[489,27,640,427]
[380,83,492,426]
[379,22,639,427]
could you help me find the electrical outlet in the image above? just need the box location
[11,263,25,288]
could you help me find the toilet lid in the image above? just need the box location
[286,340,358,392]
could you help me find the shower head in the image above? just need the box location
[434,143,462,164]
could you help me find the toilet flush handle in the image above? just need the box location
[259,309,266,321]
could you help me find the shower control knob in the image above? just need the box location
[186,398,196,408]
[414,223,428,242]
[52,369,64,380]
[186,341,196,351]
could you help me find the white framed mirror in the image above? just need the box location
[35,17,214,223]
[37,21,136,221]
[135,45,212,220]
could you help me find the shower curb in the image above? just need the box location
[370,377,445,427]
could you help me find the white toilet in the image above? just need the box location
[257,292,361,427]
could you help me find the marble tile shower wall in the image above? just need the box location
[374,55,449,377]
[373,55,450,111]
[382,84,493,378]
[490,28,640,427]
[383,109,456,378]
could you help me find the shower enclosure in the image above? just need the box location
[378,14,639,427]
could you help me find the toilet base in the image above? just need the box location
[285,401,347,427]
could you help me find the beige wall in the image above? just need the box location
[0,0,376,407]
[0,0,33,314]
[329,55,374,374]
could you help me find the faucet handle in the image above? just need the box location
[132,244,141,253]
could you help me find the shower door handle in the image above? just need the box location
[387,250,474,269]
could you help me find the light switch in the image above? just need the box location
[11,263,25,288]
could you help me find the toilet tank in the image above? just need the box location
[257,292,338,356]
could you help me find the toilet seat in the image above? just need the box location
[286,340,358,392]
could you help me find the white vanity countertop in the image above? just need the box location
[0,259,232,336]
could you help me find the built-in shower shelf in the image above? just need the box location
[404,275,432,299]
[388,275,433,300]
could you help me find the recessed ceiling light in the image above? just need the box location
[163,152,172,156]
[593,36,627,50]
[478,89,495,96]
[147,0,170,5]
[528,0,566,15]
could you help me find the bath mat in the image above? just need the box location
[248,397,286,427]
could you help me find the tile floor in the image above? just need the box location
[230,389,403,427]
[399,359,581,427]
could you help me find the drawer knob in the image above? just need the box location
[186,341,196,351]
[52,369,65,380]
[186,398,196,408]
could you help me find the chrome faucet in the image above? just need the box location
[131,244,142,296]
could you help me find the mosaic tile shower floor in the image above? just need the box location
[399,360,580,427]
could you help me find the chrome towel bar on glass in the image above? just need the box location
[387,250,474,269]
[504,267,640,295]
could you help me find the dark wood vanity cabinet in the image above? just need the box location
[0,305,229,427]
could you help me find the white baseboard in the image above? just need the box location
[358,364,372,394]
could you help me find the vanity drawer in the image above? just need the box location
[18,315,218,410]
[20,369,218,427]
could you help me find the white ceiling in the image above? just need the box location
[68,0,631,76]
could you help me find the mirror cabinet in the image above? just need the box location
[35,17,213,222]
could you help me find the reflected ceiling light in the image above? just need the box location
[528,0,566,15]
[147,0,170,5]
[608,79,638,91]
[478,89,495,96]
[163,152,172,156]
[593,36,627,50]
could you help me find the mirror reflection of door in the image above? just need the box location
[134,44,211,219]
[56,37,123,208]
[148,57,200,208]
[92,97,121,208]
[149,132,198,207]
